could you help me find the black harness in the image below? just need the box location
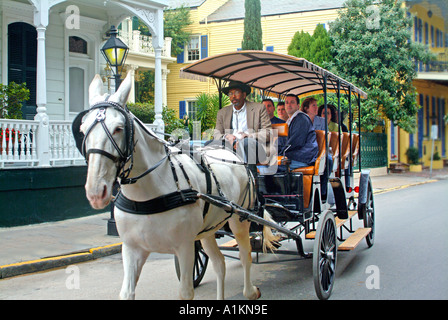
[71,101,226,217]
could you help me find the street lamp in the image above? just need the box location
[101,25,129,91]
[101,25,129,236]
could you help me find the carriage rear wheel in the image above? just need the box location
[313,210,337,300]
[174,240,209,288]
[362,182,375,248]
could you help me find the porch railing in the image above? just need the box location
[0,119,157,168]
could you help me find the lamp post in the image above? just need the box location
[101,25,129,236]
[101,25,129,91]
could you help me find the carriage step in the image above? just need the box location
[338,228,372,251]
[305,210,357,239]
[305,231,316,239]
[220,239,238,247]
[335,210,357,228]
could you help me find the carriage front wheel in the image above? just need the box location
[174,240,209,288]
[313,210,337,300]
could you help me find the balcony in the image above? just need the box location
[118,29,172,59]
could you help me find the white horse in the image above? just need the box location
[78,72,278,300]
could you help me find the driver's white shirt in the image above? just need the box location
[232,103,248,139]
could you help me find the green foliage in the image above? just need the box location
[127,102,184,136]
[327,0,435,132]
[241,0,263,50]
[406,146,419,164]
[432,151,441,161]
[0,82,30,119]
[288,24,334,67]
[135,70,155,104]
[194,92,230,133]
[136,6,192,57]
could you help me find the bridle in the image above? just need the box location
[72,100,141,184]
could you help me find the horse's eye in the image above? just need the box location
[113,127,124,135]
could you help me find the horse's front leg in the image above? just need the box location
[201,235,226,299]
[175,241,196,300]
[229,218,261,300]
[120,243,150,300]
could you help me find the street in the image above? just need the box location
[0,179,447,300]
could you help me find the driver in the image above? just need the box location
[213,81,272,176]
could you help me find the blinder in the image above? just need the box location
[71,101,134,173]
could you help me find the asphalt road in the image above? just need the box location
[1,179,447,301]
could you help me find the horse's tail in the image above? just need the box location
[262,210,282,253]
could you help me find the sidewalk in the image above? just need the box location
[1,167,447,279]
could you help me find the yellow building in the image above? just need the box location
[389,0,447,167]
[166,0,447,168]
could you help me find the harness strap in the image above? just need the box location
[114,189,198,215]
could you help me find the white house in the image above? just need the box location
[0,0,172,168]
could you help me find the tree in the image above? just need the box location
[136,6,192,57]
[163,6,192,56]
[328,0,434,132]
[0,82,30,119]
[241,0,263,50]
[288,24,334,67]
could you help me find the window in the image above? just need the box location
[187,100,198,120]
[69,36,87,54]
[187,37,200,61]
[179,100,198,120]
[8,22,37,120]
[69,67,85,113]
[177,35,208,63]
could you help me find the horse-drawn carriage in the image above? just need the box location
[177,51,375,300]
[74,50,375,300]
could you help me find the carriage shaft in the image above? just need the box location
[197,193,301,241]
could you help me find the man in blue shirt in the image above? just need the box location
[279,94,318,170]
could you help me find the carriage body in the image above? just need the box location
[179,51,376,300]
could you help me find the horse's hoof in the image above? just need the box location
[256,287,261,299]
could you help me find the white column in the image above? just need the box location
[162,68,169,107]
[152,9,165,137]
[33,2,50,167]
[128,65,138,104]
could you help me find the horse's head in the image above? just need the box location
[76,72,133,209]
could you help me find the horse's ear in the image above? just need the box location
[89,74,106,106]
[109,71,132,107]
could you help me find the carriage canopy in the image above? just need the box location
[180,50,367,99]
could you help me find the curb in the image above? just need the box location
[0,243,122,279]
[373,179,437,195]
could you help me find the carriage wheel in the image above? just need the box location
[174,240,209,288]
[313,210,337,300]
[362,182,375,248]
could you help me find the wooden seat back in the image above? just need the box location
[340,132,351,170]
[291,130,327,208]
[351,133,360,167]
[329,131,340,173]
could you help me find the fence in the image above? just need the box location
[0,118,157,168]
[358,132,388,168]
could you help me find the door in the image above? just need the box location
[8,22,37,120]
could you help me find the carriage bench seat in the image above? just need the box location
[290,130,327,209]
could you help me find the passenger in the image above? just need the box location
[262,98,285,124]
[262,98,287,151]
[302,97,332,201]
[318,104,338,132]
[338,111,349,133]
[213,81,271,176]
[278,94,318,171]
[276,101,289,122]
[301,97,325,130]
